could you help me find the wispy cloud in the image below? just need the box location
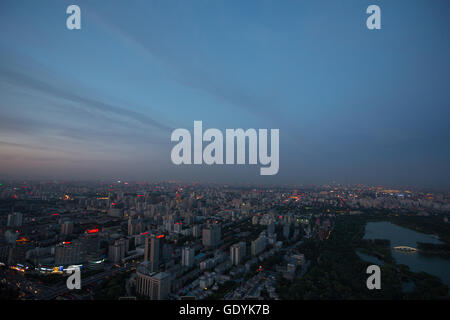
[88,6,284,124]
[0,65,172,132]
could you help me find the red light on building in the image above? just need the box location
[156,234,165,239]
[112,202,116,206]
[87,228,99,234]
[52,213,59,216]
[141,232,149,235]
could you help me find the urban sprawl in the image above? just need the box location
[0,181,449,300]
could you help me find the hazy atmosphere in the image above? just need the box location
[0,0,449,188]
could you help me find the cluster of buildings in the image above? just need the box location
[0,181,448,299]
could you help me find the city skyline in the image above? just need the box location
[1,0,449,188]
[1,179,449,300]
[1,0,450,306]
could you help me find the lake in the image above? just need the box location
[362,221,450,288]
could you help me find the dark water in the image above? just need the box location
[362,221,450,288]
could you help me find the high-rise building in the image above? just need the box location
[230,242,246,266]
[202,223,221,248]
[162,242,173,262]
[144,235,150,261]
[108,238,126,263]
[136,262,171,300]
[283,223,291,239]
[267,222,275,236]
[144,234,161,272]
[55,241,81,265]
[128,217,138,236]
[7,212,23,228]
[185,214,194,225]
[61,221,74,235]
[251,235,267,256]
[174,222,183,233]
[181,246,194,268]
[192,224,202,238]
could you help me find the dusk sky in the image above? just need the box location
[0,0,449,188]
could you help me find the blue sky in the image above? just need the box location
[0,0,449,188]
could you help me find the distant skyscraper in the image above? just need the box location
[144,235,150,261]
[7,212,23,228]
[174,222,183,234]
[251,235,267,256]
[283,224,291,239]
[267,222,275,236]
[128,217,138,236]
[181,246,194,268]
[61,220,74,235]
[192,224,202,238]
[230,242,246,266]
[108,238,126,263]
[185,214,194,225]
[202,223,221,248]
